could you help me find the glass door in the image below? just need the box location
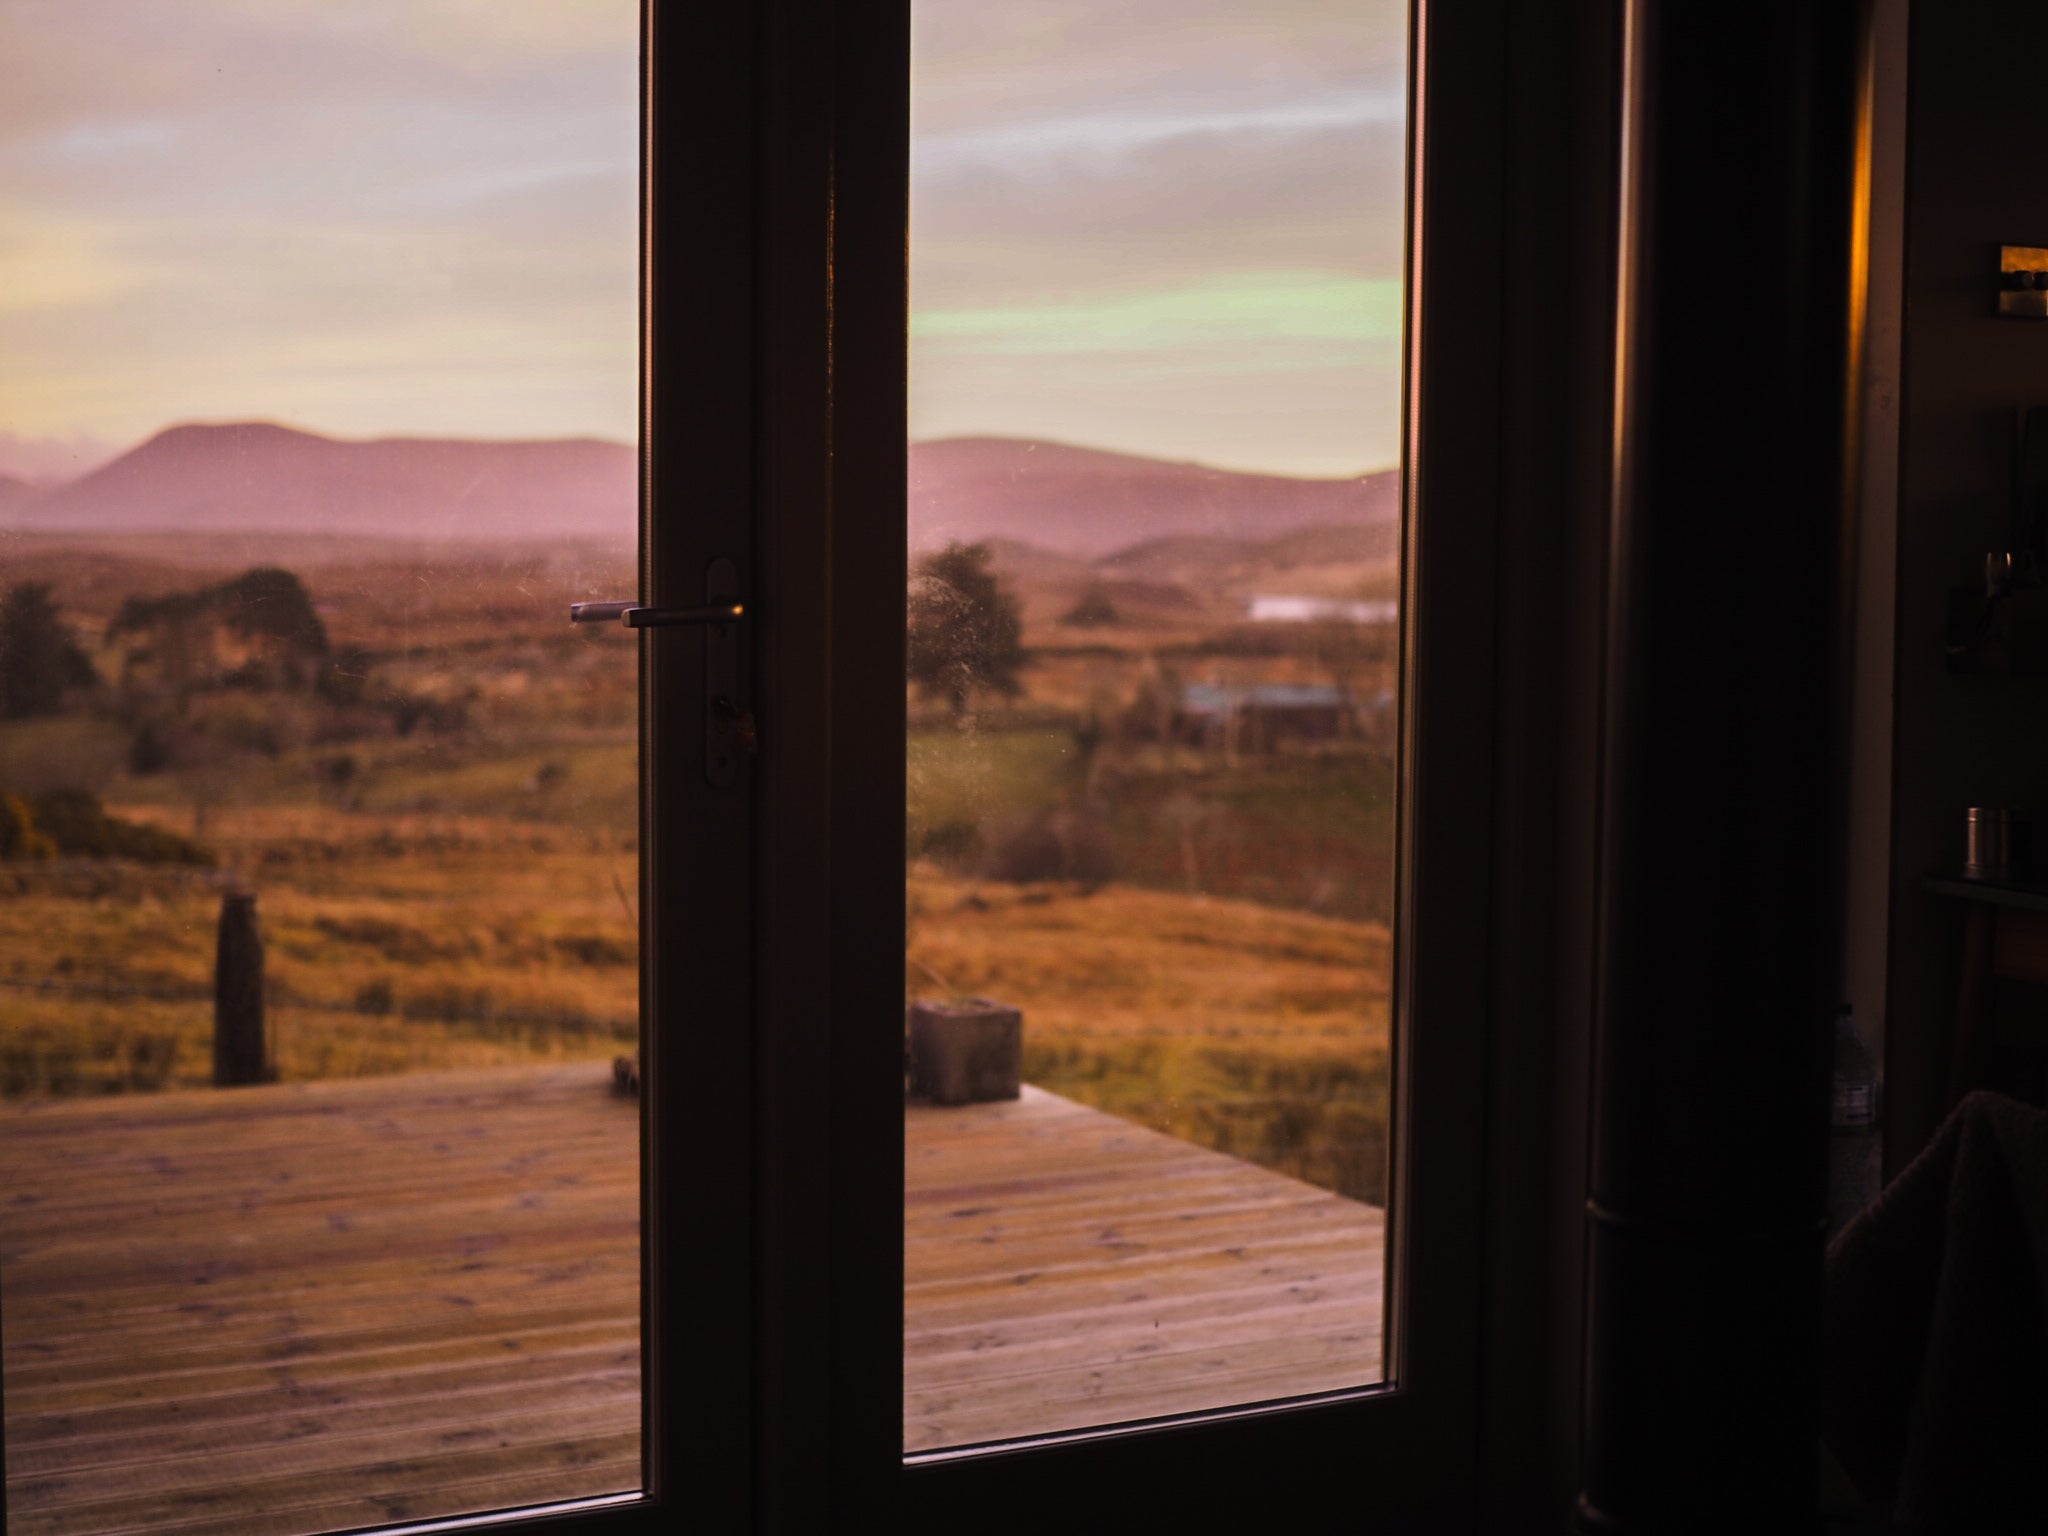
[735,0,1500,1524]
[4,0,1519,1526]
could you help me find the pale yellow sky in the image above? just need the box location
[0,0,1407,480]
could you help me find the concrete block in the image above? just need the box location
[908,998,1022,1105]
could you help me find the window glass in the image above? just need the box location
[0,5,644,1530]
[904,0,1409,1450]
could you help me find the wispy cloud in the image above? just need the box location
[916,90,1404,176]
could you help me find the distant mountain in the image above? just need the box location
[0,472,42,518]
[967,511,1404,636]
[2,422,639,543]
[909,437,1396,558]
[1101,522,1398,589]
[1,423,1397,559]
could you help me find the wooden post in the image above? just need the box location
[214,892,269,1087]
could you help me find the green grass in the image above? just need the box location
[1024,1037,1390,1206]
[909,723,1396,922]
[1103,751,1396,923]
[907,725,1081,845]
[352,736,637,827]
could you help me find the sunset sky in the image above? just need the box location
[0,1,1405,481]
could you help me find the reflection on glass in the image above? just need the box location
[905,0,1407,1449]
[0,6,643,1532]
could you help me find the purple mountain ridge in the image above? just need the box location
[909,437,1397,558]
[0,423,1397,557]
[4,422,640,544]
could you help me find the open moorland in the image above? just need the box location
[0,431,1400,1203]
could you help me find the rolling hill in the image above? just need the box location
[0,424,1398,573]
[0,473,42,519]
[2,423,640,544]
[910,436,1397,557]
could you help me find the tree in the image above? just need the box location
[907,542,1025,716]
[214,567,329,657]
[109,565,328,694]
[0,582,98,720]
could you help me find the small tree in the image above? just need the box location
[907,542,1025,717]
[109,565,328,694]
[216,567,329,657]
[0,582,98,720]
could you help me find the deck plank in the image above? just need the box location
[6,1068,1383,1532]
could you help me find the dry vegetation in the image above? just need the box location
[1,530,1399,1204]
[908,872,1390,1201]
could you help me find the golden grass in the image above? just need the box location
[0,992,622,1098]
[0,801,638,1095]
[908,868,1388,1040]
[0,535,1398,1201]
[907,869,1392,1202]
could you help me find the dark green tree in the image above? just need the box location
[109,565,328,692]
[907,542,1026,717]
[215,567,328,655]
[0,582,98,720]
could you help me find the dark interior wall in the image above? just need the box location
[1887,0,2048,1167]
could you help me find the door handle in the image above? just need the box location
[570,599,745,628]
[571,561,747,786]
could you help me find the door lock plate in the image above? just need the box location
[702,558,743,787]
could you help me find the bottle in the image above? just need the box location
[1827,1003,1881,1238]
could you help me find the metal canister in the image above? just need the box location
[1964,806,2027,879]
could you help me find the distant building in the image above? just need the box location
[1172,681,1351,752]
[1247,595,1398,625]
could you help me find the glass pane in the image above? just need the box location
[903,0,1408,1450]
[0,5,644,1531]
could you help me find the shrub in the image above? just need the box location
[28,788,213,866]
[317,649,374,705]
[0,791,55,860]
[982,809,1116,885]
[0,582,98,720]
[129,720,173,775]
[552,932,634,967]
[916,818,983,868]
[353,978,397,1015]
[401,983,499,1023]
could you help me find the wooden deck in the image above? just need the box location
[3,1066,1384,1535]
[904,1088,1385,1450]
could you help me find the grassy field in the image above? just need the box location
[908,723,1395,922]
[908,871,1390,1202]
[1,535,1398,1205]
[0,807,640,1097]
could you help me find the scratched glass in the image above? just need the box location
[904,0,1407,1449]
[0,5,644,1531]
